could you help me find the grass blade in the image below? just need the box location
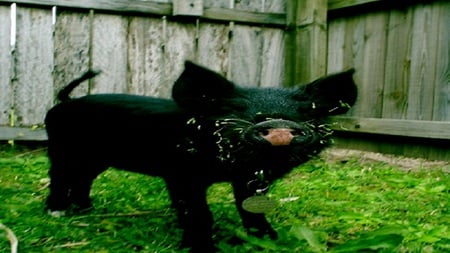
[290,225,327,253]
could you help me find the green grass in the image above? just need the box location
[0,144,448,252]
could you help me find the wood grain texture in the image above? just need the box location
[160,20,196,98]
[197,22,230,75]
[202,7,285,26]
[381,8,413,120]
[90,12,128,94]
[260,28,284,88]
[331,116,450,140]
[0,6,12,125]
[229,24,263,87]
[285,0,327,86]
[358,11,387,118]
[209,0,286,13]
[13,6,54,126]
[173,0,203,16]
[332,134,449,161]
[0,126,47,140]
[53,10,92,100]
[128,16,164,96]
[0,0,172,16]
[327,17,346,73]
[1,0,285,26]
[328,0,382,10]
[432,1,449,121]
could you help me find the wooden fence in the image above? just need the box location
[327,0,449,161]
[0,0,448,161]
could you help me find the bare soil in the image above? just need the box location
[322,148,449,171]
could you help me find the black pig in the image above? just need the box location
[44,61,357,252]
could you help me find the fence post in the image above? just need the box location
[285,0,328,86]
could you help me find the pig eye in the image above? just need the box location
[254,112,286,123]
[254,114,270,123]
[292,130,307,136]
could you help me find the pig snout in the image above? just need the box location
[245,120,313,146]
[260,128,295,146]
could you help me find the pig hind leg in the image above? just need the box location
[46,158,105,214]
[46,161,72,212]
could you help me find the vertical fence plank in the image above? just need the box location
[91,12,128,94]
[344,14,364,78]
[0,6,12,125]
[431,1,449,121]
[264,0,286,13]
[14,6,54,126]
[197,22,230,75]
[234,0,263,12]
[328,16,361,118]
[53,10,92,100]
[341,12,386,118]
[295,0,327,84]
[128,16,164,96]
[285,0,327,86]
[332,15,364,118]
[260,28,284,87]
[294,25,327,84]
[162,20,196,97]
[229,25,284,87]
[359,12,387,118]
[199,0,230,77]
[259,0,285,88]
[382,8,413,120]
[406,4,440,121]
[229,25,263,86]
[284,0,296,87]
[327,17,346,73]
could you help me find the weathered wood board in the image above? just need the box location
[433,2,449,122]
[331,116,450,140]
[196,22,230,75]
[53,10,92,99]
[13,6,54,126]
[128,16,165,96]
[381,8,413,120]
[161,19,196,98]
[90,13,129,94]
[0,6,12,125]
[327,1,449,122]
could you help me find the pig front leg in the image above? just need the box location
[165,178,217,252]
[231,181,278,239]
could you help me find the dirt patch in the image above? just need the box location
[322,148,449,171]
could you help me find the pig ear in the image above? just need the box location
[303,69,357,115]
[172,61,236,109]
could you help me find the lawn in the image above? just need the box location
[1,143,448,252]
